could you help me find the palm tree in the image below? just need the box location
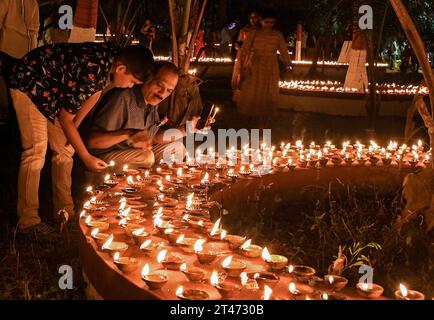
[167,0,208,127]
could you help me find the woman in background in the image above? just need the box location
[237,9,290,128]
[231,10,261,104]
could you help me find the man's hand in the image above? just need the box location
[83,154,108,172]
[128,129,152,150]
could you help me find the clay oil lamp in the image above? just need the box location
[113,252,138,274]
[180,263,206,282]
[176,285,209,300]
[249,272,280,290]
[239,239,262,258]
[330,155,342,166]
[395,283,425,300]
[273,158,287,171]
[157,249,184,271]
[324,275,348,291]
[382,152,392,166]
[344,153,353,166]
[298,154,308,168]
[101,235,128,257]
[240,272,259,291]
[287,157,297,170]
[173,168,185,184]
[221,256,246,278]
[195,239,218,264]
[164,228,182,244]
[226,169,238,179]
[318,151,329,167]
[154,216,175,234]
[122,164,140,176]
[85,186,95,196]
[369,155,380,166]
[141,264,168,290]
[102,174,118,188]
[261,247,288,272]
[140,239,164,257]
[288,264,316,283]
[199,172,210,187]
[223,233,247,251]
[211,270,241,299]
[288,282,303,298]
[83,197,107,212]
[176,234,198,254]
[85,215,109,232]
[320,292,347,300]
[215,160,226,171]
[356,282,384,299]
[239,165,251,176]
[131,228,150,245]
[123,220,146,235]
[90,228,110,246]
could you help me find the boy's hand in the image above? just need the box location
[84,155,108,172]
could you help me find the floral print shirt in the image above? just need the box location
[9,42,119,122]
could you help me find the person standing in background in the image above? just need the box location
[231,10,261,104]
[140,19,156,52]
[0,0,40,59]
[237,8,291,129]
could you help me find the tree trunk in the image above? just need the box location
[389,0,434,169]
[69,0,99,43]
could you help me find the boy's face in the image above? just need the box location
[112,64,142,88]
[143,70,179,106]
[261,18,276,28]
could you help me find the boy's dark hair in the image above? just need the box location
[113,45,154,82]
[261,8,277,20]
[151,61,180,78]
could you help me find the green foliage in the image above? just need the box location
[222,180,433,297]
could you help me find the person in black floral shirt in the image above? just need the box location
[8,42,154,235]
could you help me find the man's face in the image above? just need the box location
[143,70,179,106]
[112,64,142,88]
[250,13,260,26]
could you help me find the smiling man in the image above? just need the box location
[86,61,197,170]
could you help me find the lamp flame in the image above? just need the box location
[261,247,271,262]
[240,272,248,286]
[222,256,232,268]
[328,276,334,285]
[180,263,187,272]
[289,282,298,294]
[194,239,206,252]
[113,252,120,262]
[263,285,272,300]
[140,239,152,250]
[132,228,145,236]
[220,229,227,240]
[210,218,221,236]
[157,249,168,263]
[102,235,114,250]
[176,234,185,244]
[400,284,408,297]
[211,270,220,286]
[91,228,99,237]
[176,286,184,296]
[288,265,294,273]
[141,264,150,277]
[240,239,251,250]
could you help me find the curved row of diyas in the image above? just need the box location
[153,56,389,68]
[279,80,429,96]
[79,140,430,300]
